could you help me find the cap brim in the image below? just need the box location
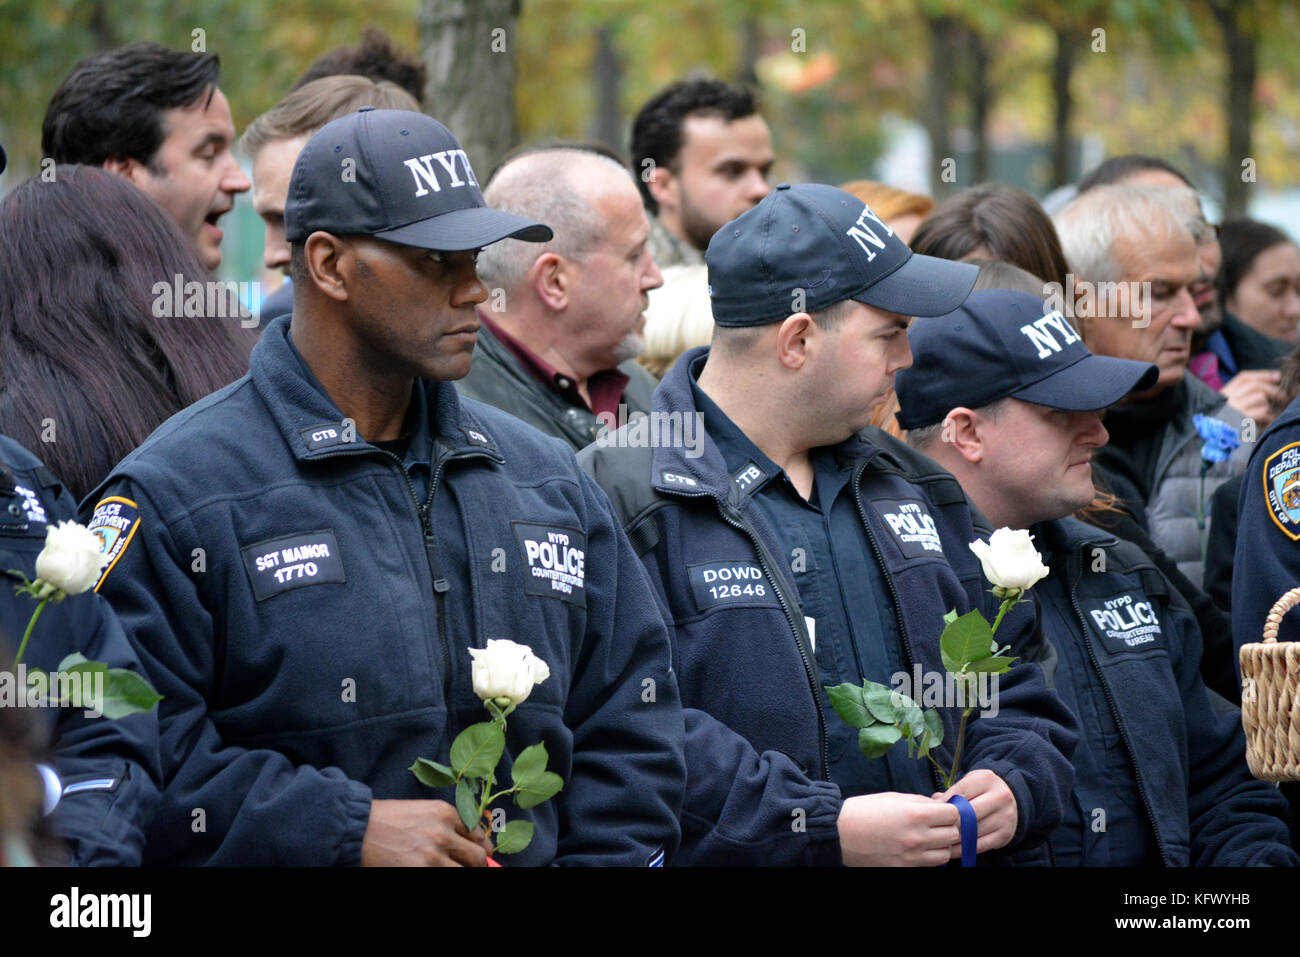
[1012,354,1159,411]
[375,206,552,251]
[851,253,979,317]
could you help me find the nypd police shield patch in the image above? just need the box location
[1264,441,1300,541]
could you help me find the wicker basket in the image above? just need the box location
[1240,586,1300,782]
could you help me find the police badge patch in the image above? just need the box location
[1264,441,1300,541]
[88,495,141,590]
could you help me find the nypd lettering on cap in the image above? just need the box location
[1264,442,1300,541]
[403,149,478,197]
[513,522,587,607]
[88,495,142,591]
[687,559,776,613]
[872,498,943,559]
[845,204,895,262]
[1018,310,1081,359]
[240,529,346,602]
[1079,592,1165,656]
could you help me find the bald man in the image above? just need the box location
[459,148,664,450]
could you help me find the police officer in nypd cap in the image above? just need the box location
[580,183,1078,865]
[85,108,686,866]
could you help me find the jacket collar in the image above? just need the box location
[648,345,883,503]
[250,314,504,465]
[1031,516,1120,569]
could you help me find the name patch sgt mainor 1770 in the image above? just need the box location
[1265,442,1300,541]
[88,496,142,591]
[513,522,587,607]
[240,529,346,601]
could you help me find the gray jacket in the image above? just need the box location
[1143,376,1250,589]
[456,319,658,452]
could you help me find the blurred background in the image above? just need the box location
[3,0,1297,298]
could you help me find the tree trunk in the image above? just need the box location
[1050,25,1076,190]
[1212,0,1257,218]
[419,0,520,180]
[87,0,116,51]
[736,16,760,88]
[966,26,991,185]
[925,16,956,196]
[589,23,623,155]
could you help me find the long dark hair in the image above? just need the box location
[0,165,255,501]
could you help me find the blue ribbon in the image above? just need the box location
[948,795,978,867]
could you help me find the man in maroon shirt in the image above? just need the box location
[458,148,664,451]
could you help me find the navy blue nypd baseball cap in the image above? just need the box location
[285,107,552,249]
[894,289,1159,429]
[705,182,979,326]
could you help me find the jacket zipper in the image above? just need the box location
[850,462,945,795]
[1066,555,1172,866]
[659,485,830,781]
[373,444,500,695]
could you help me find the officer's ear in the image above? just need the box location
[775,312,817,371]
[304,232,349,303]
[944,408,985,465]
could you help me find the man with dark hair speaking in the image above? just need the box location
[580,184,1078,865]
[42,41,250,270]
[86,109,685,866]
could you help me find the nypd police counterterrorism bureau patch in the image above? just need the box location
[88,495,141,591]
[1263,441,1300,541]
[1078,592,1166,656]
[512,521,587,607]
[871,497,944,559]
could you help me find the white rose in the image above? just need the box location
[469,639,551,707]
[35,520,109,598]
[969,528,1050,595]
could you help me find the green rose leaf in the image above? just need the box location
[510,741,549,788]
[451,721,506,779]
[898,701,925,739]
[857,723,903,760]
[55,652,105,673]
[964,655,1018,675]
[98,669,163,718]
[515,770,564,809]
[455,777,479,832]
[825,682,874,728]
[410,757,457,789]
[940,610,997,672]
[863,682,901,724]
[494,819,534,855]
[923,708,944,749]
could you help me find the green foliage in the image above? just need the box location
[450,721,506,779]
[493,819,534,855]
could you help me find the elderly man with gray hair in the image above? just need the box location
[1054,184,1251,589]
[457,147,663,450]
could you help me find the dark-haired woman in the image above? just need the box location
[0,165,255,502]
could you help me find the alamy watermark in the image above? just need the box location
[1,665,105,717]
[1042,274,1154,328]
[595,405,705,459]
[152,274,260,328]
[890,665,1000,718]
